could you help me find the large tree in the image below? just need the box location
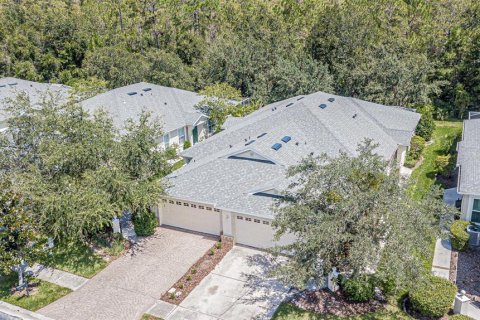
[272,140,454,290]
[0,94,170,243]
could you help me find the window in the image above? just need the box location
[183,202,189,207]
[206,207,212,211]
[191,204,197,208]
[472,199,480,223]
[245,217,252,222]
[237,216,244,220]
[254,219,260,223]
[176,201,182,205]
[199,205,205,209]
[169,200,174,204]
[178,127,186,144]
[263,221,270,225]
[163,134,170,147]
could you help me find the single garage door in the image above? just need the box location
[161,200,221,235]
[234,215,295,249]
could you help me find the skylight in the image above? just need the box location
[127,92,137,96]
[281,136,291,143]
[272,143,282,151]
[143,88,152,92]
[319,104,327,109]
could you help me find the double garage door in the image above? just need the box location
[161,200,221,235]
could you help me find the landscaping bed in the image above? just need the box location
[455,247,480,303]
[0,273,71,311]
[160,235,233,304]
[289,289,385,317]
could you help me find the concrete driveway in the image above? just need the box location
[38,227,215,320]
[163,246,290,320]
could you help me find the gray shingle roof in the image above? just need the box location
[167,91,420,218]
[0,77,71,123]
[80,82,206,133]
[457,119,480,195]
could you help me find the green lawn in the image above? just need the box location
[0,274,71,311]
[45,242,108,278]
[272,303,411,320]
[409,120,463,200]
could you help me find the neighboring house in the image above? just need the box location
[457,112,480,223]
[158,91,421,249]
[0,77,71,131]
[81,82,209,150]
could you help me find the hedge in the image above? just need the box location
[449,315,474,320]
[132,210,158,236]
[450,220,471,251]
[342,276,375,302]
[409,276,457,318]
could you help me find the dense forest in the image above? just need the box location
[0,0,479,118]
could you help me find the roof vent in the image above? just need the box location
[257,133,267,138]
[353,113,357,119]
[328,97,335,102]
[286,102,294,107]
[297,97,304,101]
[8,83,18,86]
[127,92,137,96]
[245,140,255,146]
[281,136,291,143]
[319,104,327,109]
[272,143,282,151]
[0,85,6,88]
[143,88,152,92]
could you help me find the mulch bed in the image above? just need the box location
[290,289,385,317]
[160,235,233,305]
[455,246,480,303]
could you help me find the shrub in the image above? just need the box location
[132,210,158,236]
[186,275,192,281]
[415,106,436,141]
[435,155,452,176]
[409,135,426,160]
[342,276,375,302]
[183,140,191,149]
[450,220,470,251]
[409,276,457,318]
[450,314,474,320]
[216,241,222,249]
[208,248,215,255]
[191,268,197,274]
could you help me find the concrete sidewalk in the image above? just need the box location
[29,264,89,291]
[432,238,452,279]
[0,301,54,320]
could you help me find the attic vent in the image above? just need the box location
[286,102,294,107]
[272,143,282,151]
[319,104,327,109]
[245,140,255,146]
[297,97,304,101]
[8,83,18,86]
[281,136,291,143]
[328,97,335,102]
[127,92,137,96]
[143,88,152,92]
[257,133,267,138]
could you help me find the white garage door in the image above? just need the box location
[161,201,221,235]
[234,215,295,249]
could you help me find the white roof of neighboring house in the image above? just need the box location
[457,118,480,195]
[0,77,71,123]
[167,91,420,218]
[80,82,207,133]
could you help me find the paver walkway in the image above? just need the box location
[28,264,88,291]
[432,238,452,280]
[38,227,215,320]
[160,246,290,320]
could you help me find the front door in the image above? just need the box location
[192,126,198,144]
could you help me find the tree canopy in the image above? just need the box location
[0,0,478,116]
[271,141,454,290]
